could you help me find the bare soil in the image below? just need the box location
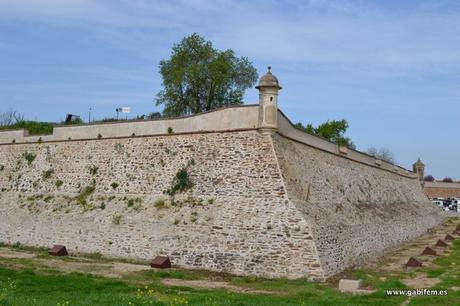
[160,278,275,294]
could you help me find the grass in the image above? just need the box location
[0,266,409,306]
[154,199,168,209]
[0,121,54,135]
[76,186,95,203]
[112,214,123,225]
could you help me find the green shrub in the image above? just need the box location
[110,182,119,189]
[154,198,167,209]
[99,202,106,210]
[165,167,193,196]
[112,214,122,225]
[42,169,54,179]
[127,197,142,208]
[55,180,63,188]
[167,127,174,134]
[97,134,102,139]
[89,165,98,175]
[75,185,96,205]
[0,165,4,171]
[23,152,36,165]
[190,211,198,223]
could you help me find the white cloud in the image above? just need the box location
[1,0,459,77]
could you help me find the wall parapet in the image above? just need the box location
[0,103,418,179]
[276,110,418,179]
[0,105,259,145]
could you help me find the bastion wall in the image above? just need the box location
[0,105,442,280]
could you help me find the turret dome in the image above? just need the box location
[256,66,282,89]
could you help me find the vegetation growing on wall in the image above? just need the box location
[89,166,98,176]
[75,185,96,206]
[42,169,54,180]
[112,214,123,225]
[154,198,167,209]
[23,152,36,165]
[165,167,193,196]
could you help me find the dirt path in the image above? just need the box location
[0,248,36,259]
[0,248,151,279]
[401,272,440,288]
[160,278,275,294]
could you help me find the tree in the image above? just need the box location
[442,177,453,183]
[156,33,258,117]
[423,175,435,182]
[0,109,24,126]
[367,147,396,164]
[295,119,356,149]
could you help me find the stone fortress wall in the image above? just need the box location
[0,69,442,280]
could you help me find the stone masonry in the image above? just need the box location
[0,68,442,280]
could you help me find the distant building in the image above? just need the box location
[424,181,460,199]
[413,158,460,199]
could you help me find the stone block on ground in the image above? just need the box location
[150,256,171,269]
[422,247,437,256]
[435,240,448,247]
[339,279,362,292]
[405,257,422,267]
[48,245,68,256]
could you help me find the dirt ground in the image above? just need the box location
[160,278,274,294]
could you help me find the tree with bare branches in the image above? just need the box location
[0,110,24,126]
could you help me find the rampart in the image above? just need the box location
[0,71,442,280]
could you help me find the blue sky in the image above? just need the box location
[0,0,459,179]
